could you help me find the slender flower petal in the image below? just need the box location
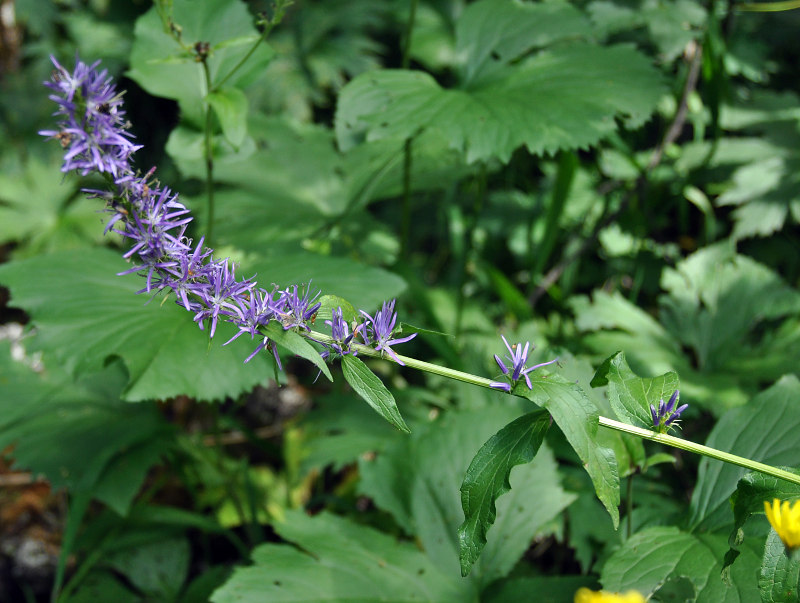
[764,498,800,550]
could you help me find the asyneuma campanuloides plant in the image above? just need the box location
[39,54,800,587]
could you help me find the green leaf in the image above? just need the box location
[592,351,680,429]
[0,249,273,401]
[299,391,399,474]
[104,536,191,602]
[341,355,408,433]
[359,407,575,589]
[523,374,620,527]
[760,531,800,602]
[453,0,592,85]
[207,87,248,147]
[457,409,551,576]
[336,43,664,163]
[128,0,273,126]
[317,295,359,323]
[210,510,471,603]
[264,321,332,382]
[601,526,761,600]
[690,376,800,532]
[731,470,800,542]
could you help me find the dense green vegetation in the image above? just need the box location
[2,0,800,601]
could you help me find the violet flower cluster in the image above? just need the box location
[650,390,688,433]
[490,335,559,392]
[41,56,416,368]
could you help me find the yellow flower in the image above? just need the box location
[764,498,800,549]
[574,587,646,603]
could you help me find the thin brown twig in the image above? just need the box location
[530,43,704,307]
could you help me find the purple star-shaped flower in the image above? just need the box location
[359,299,416,365]
[490,334,559,392]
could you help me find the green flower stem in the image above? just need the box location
[307,330,495,388]
[306,329,800,486]
[598,416,800,486]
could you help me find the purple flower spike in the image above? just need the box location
[359,299,416,365]
[40,56,141,176]
[492,334,558,392]
[649,390,688,433]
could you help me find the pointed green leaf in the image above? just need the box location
[458,410,551,576]
[210,511,470,602]
[264,321,332,382]
[341,355,409,433]
[592,351,680,429]
[523,374,620,527]
[207,87,248,147]
[690,376,800,532]
[317,295,359,323]
[760,531,800,602]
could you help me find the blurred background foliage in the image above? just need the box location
[1,0,800,600]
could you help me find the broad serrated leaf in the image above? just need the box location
[264,321,332,382]
[0,249,273,401]
[523,374,620,527]
[760,531,800,602]
[210,510,470,603]
[457,409,551,576]
[690,376,800,532]
[454,0,591,85]
[336,43,664,163]
[341,355,408,433]
[207,87,248,147]
[601,526,761,600]
[592,351,680,429]
[0,347,173,516]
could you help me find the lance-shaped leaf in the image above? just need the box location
[458,409,551,576]
[592,351,680,429]
[341,355,409,433]
[523,374,620,527]
[264,321,332,382]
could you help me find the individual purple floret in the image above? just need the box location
[359,299,416,365]
[321,307,361,361]
[490,334,559,392]
[191,259,255,338]
[650,390,688,433]
[39,56,141,176]
[274,283,321,331]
